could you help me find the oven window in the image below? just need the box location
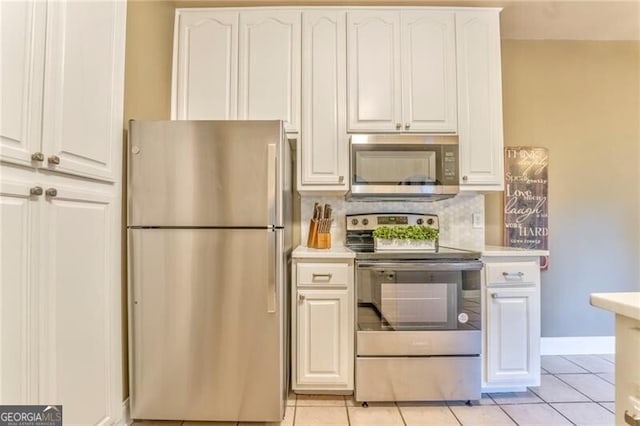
[357,267,481,331]
[354,151,436,185]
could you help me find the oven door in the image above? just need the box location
[356,261,482,332]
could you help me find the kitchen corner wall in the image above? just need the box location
[486,39,640,338]
[301,194,485,250]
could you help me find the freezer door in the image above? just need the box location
[128,228,286,421]
[128,120,285,227]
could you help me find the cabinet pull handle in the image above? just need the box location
[405,123,410,129]
[338,175,344,182]
[45,188,58,197]
[31,152,45,162]
[312,273,332,280]
[299,294,305,302]
[625,410,640,426]
[48,155,60,165]
[502,271,524,278]
[30,186,43,196]
[395,123,401,130]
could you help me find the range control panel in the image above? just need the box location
[346,213,439,232]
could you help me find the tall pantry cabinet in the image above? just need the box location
[0,0,126,423]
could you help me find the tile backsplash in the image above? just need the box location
[300,193,485,250]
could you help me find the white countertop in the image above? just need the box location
[292,245,356,259]
[482,245,550,257]
[293,244,548,259]
[590,292,640,322]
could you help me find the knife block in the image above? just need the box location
[306,219,331,249]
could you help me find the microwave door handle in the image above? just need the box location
[357,261,483,272]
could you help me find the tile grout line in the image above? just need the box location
[394,401,407,426]
[553,372,613,404]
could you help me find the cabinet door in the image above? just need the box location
[456,11,504,189]
[297,289,350,386]
[0,0,46,167]
[299,10,348,191]
[41,0,126,182]
[347,11,402,132]
[238,10,300,133]
[38,183,121,424]
[486,286,540,385]
[400,11,456,133]
[0,178,39,404]
[172,10,238,120]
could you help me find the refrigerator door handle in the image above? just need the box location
[267,143,276,226]
[267,229,276,313]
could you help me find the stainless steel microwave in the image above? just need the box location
[347,134,460,201]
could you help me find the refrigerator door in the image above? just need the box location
[128,120,285,227]
[128,228,286,421]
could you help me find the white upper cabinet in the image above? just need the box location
[456,10,504,190]
[238,11,300,133]
[347,10,456,133]
[172,10,238,120]
[1,1,46,168]
[173,9,301,133]
[347,11,401,132]
[299,10,349,192]
[0,0,125,182]
[400,11,457,133]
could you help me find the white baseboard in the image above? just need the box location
[540,336,615,355]
[118,398,131,426]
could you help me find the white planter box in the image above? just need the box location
[374,238,437,252]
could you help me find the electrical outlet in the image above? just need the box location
[472,213,484,229]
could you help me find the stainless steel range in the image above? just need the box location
[345,213,483,404]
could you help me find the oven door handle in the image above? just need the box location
[356,261,483,272]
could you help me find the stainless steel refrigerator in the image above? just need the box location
[127,120,292,422]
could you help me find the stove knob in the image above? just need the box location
[427,218,434,225]
[351,218,359,226]
[416,218,424,225]
[362,218,369,226]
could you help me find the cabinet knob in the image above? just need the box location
[30,186,43,196]
[31,152,45,162]
[338,175,344,183]
[625,410,640,426]
[395,123,401,130]
[404,123,410,130]
[45,188,58,197]
[299,294,305,302]
[48,155,60,165]
[462,175,468,181]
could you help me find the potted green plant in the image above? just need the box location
[372,225,439,251]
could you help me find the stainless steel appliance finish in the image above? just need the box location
[347,135,459,201]
[127,120,291,422]
[345,213,482,403]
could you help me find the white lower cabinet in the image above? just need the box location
[482,258,541,390]
[0,168,122,423]
[292,257,354,392]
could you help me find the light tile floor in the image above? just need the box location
[134,354,615,426]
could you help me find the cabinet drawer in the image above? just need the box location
[485,261,538,286]
[297,263,349,286]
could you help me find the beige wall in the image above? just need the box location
[486,40,640,337]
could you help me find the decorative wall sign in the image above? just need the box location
[504,147,549,269]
